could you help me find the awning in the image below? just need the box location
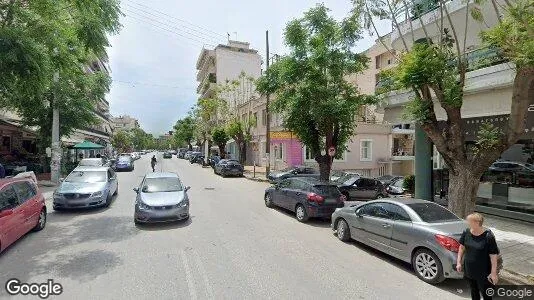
[71,141,105,149]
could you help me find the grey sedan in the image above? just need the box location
[134,172,190,224]
[331,198,466,284]
[53,166,118,210]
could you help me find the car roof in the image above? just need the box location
[145,172,179,179]
[80,158,102,161]
[73,166,109,172]
[365,197,433,205]
[0,178,34,187]
[292,177,332,185]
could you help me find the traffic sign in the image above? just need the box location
[328,146,336,157]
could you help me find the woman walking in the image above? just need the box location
[457,213,500,300]
[151,155,157,172]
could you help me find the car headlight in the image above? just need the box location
[179,200,189,207]
[137,201,151,210]
[92,191,103,198]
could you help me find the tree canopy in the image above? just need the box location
[257,3,374,180]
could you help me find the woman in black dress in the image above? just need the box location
[457,213,500,300]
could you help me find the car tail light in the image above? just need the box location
[435,234,460,252]
[307,193,324,203]
[339,194,347,202]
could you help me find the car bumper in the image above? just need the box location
[115,165,132,170]
[134,205,189,223]
[307,203,344,218]
[436,249,463,279]
[221,169,243,175]
[53,195,107,209]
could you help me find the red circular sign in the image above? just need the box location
[328,147,336,157]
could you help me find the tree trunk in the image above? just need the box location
[315,154,332,182]
[218,144,226,158]
[239,142,246,164]
[447,167,482,218]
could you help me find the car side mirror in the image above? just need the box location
[133,187,139,193]
[185,186,191,192]
[59,178,64,182]
[355,211,363,218]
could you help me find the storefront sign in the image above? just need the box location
[462,98,534,142]
[269,131,293,139]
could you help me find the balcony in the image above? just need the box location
[379,47,513,108]
[392,148,415,161]
[197,73,217,94]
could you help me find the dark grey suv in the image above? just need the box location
[335,175,387,200]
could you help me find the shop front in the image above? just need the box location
[433,100,534,221]
[269,131,303,170]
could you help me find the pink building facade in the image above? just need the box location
[269,131,303,169]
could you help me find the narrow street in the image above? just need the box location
[0,154,471,299]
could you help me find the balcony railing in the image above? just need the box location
[464,47,507,72]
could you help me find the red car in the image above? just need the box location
[0,178,47,253]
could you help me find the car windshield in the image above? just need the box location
[313,185,340,197]
[335,174,358,185]
[407,203,461,223]
[79,159,101,166]
[280,167,297,172]
[392,179,404,188]
[143,177,183,193]
[65,171,106,183]
[118,156,131,162]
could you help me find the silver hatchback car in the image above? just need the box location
[134,172,190,224]
[331,198,466,284]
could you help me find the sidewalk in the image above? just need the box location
[484,215,534,284]
[243,165,269,182]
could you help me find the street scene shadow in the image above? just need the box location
[0,215,137,284]
[135,216,193,231]
[270,206,332,228]
[345,239,471,298]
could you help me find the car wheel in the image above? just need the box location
[295,204,309,222]
[336,219,350,242]
[53,205,62,211]
[264,193,273,208]
[32,208,47,231]
[105,193,112,207]
[134,218,141,225]
[114,187,118,196]
[412,248,445,284]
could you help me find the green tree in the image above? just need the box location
[130,128,151,151]
[111,130,131,153]
[0,0,122,152]
[359,0,533,217]
[173,116,195,150]
[211,127,229,158]
[257,4,374,180]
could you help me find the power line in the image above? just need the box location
[123,2,225,43]
[123,8,218,47]
[124,13,212,48]
[124,0,227,40]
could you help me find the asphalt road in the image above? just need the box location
[0,153,472,299]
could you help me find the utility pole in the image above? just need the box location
[265,30,271,178]
[50,71,61,183]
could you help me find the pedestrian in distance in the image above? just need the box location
[151,155,157,172]
[457,213,500,300]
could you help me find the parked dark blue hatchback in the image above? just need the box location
[264,177,345,222]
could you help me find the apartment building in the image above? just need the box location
[111,115,140,132]
[377,0,534,220]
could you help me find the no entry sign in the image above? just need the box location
[328,146,336,157]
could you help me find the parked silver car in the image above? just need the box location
[331,198,465,284]
[53,166,118,210]
[78,158,108,167]
[134,172,190,224]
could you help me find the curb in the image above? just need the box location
[500,269,534,285]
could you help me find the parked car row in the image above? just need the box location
[263,175,466,285]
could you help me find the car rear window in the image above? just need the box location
[313,185,340,197]
[407,203,460,223]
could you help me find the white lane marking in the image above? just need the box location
[181,249,198,300]
[191,249,214,300]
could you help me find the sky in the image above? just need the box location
[106,0,391,135]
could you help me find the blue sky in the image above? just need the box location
[106,0,390,134]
